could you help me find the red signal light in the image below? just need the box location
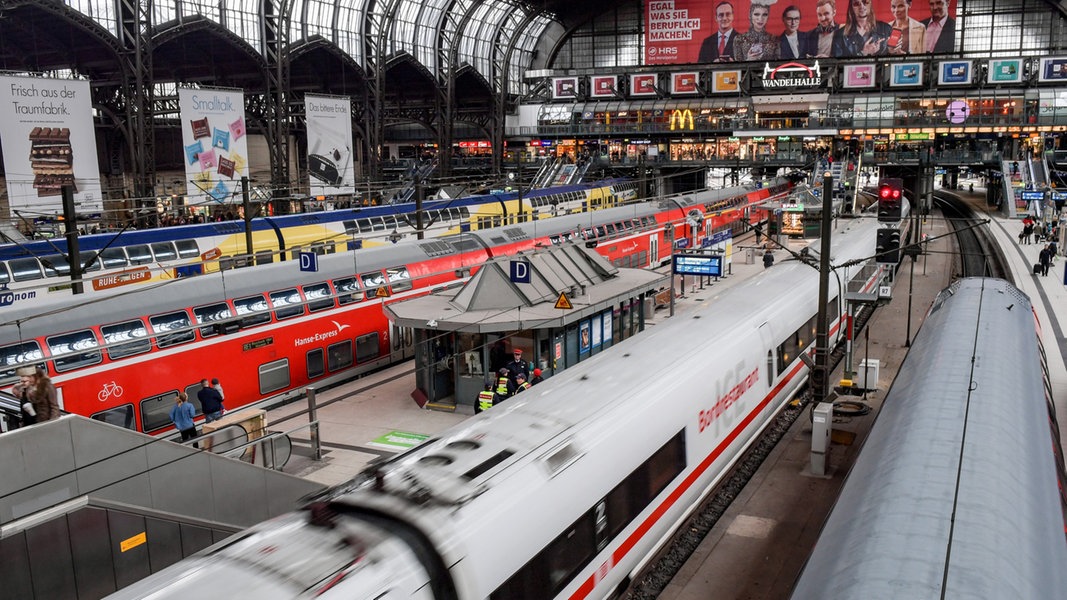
[880,185,891,199]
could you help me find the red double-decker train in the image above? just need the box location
[0,181,788,433]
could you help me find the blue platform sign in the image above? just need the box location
[299,251,319,272]
[510,260,530,283]
[672,253,723,277]
[1021,190,1045,201]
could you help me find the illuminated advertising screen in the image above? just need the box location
[644,0,957,65]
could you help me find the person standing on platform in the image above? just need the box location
[475,382,496,414]
[170,393,198,444]
[13,366,38,426]
[763,249,775,268]
[531,368,545,385]
[513,372,531,395]
[211,377,225,402]
[505,348,530,388]
[494,368,513,404]
[198,378,224,422]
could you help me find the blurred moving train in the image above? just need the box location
[0,180,788,434]
[0,178,637,296]
[105,206,884,599]
[792,278,1067,599]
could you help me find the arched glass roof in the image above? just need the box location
[64,0,557,90]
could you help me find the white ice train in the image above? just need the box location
[791,277,1067,599]
[106,216,884,600]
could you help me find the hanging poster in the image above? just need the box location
[890,63,923,87]
[579,320,592,354]
[0,75,103,215]
[305,94,354,197]
[938,60,972,86]
[712,70,741,93]
[552,77,579,99]
[987,59,1023,84]
[179,87,248,204]
[671,72,700,94]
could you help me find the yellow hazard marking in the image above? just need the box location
[554,292,573,310]
[120,532,147,553]
[375,286,390,298]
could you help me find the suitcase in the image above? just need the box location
[1033,263,1043,275]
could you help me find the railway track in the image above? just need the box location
[933,190,1012,281]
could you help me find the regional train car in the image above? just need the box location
[791,278,1067,599]
[105,214,883,599]
[0,178,637,298]
[0,181,789,434]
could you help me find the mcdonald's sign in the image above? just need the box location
[670,109,695,131]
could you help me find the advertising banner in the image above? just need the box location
[179,87,248,204]
[988,58,1023,84]
[590,75,618,98]
[0,76,102,215]
[630,74,659,97]
[644,0,957,65]
[843,64,877,88]
[937,60,971,85]
[551,77,579,99]
[712,70,742,93]
[1039,57,1067,83]
[890,62,923,86]
[671,72,701,94]
[304,94,354,197]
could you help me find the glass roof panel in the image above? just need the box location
[225,0,262,52]
[67,0,118,37]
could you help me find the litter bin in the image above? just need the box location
[745,247,756,264]
[643,296,655,319]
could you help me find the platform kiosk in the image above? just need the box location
[384,242,667,410]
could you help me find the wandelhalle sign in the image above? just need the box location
[758,62,824,89]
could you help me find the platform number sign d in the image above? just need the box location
[510,260,531,284]
[299,251,319,272]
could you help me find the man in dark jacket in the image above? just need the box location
[197,378,224,422]
[504,348,529,388]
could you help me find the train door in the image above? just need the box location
[649,233,660,266]
[390,320,415,362]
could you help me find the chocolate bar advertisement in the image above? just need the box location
[0,75,103,214]
[304,94,355,196]
[179,87,249,204]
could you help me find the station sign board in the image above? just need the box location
[672,253,722,277]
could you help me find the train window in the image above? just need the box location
[102,320,151,359]
[193,303,234,337]
[605,223,616,235]
[333,277,362,305]
[140,390,180,432]
[595,226,606,238]
[182,383,205,414]
[459,207,470,218]
[356,218,372,233]
[176,240,200,259]
[386,266,412,293]
[150,311,195,348]
[255,251,273,266]
[324,241,336,254]
[355,333,380,363]
[382,216,398,230]
[100,248,128,269]
[327,341,353,371]
[360,271,386,300]
[77,252,102,272]
[10,258,43,282]
[41,254,70,276]
[47,330,102,373]
[259,359,289,394]
[310,243,326,256]
[303,283,334,312]
[0,342,44,380]
[307,349,325,379]
[0,263,8,284]
[270,289,305,320]
[151,242,177,262]
[370,217,386,232]
[91,404,135,430]
[234,295,271,327]
[126,245,153,265]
